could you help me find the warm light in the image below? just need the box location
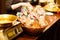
[3,14,8,18]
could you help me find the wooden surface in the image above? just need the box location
[15,13,60,40]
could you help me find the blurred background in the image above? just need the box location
[1,0,60,14]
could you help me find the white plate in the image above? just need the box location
[46,12,54,15]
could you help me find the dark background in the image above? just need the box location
[0,0,6,14]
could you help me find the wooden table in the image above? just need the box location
[14,13,60,40]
